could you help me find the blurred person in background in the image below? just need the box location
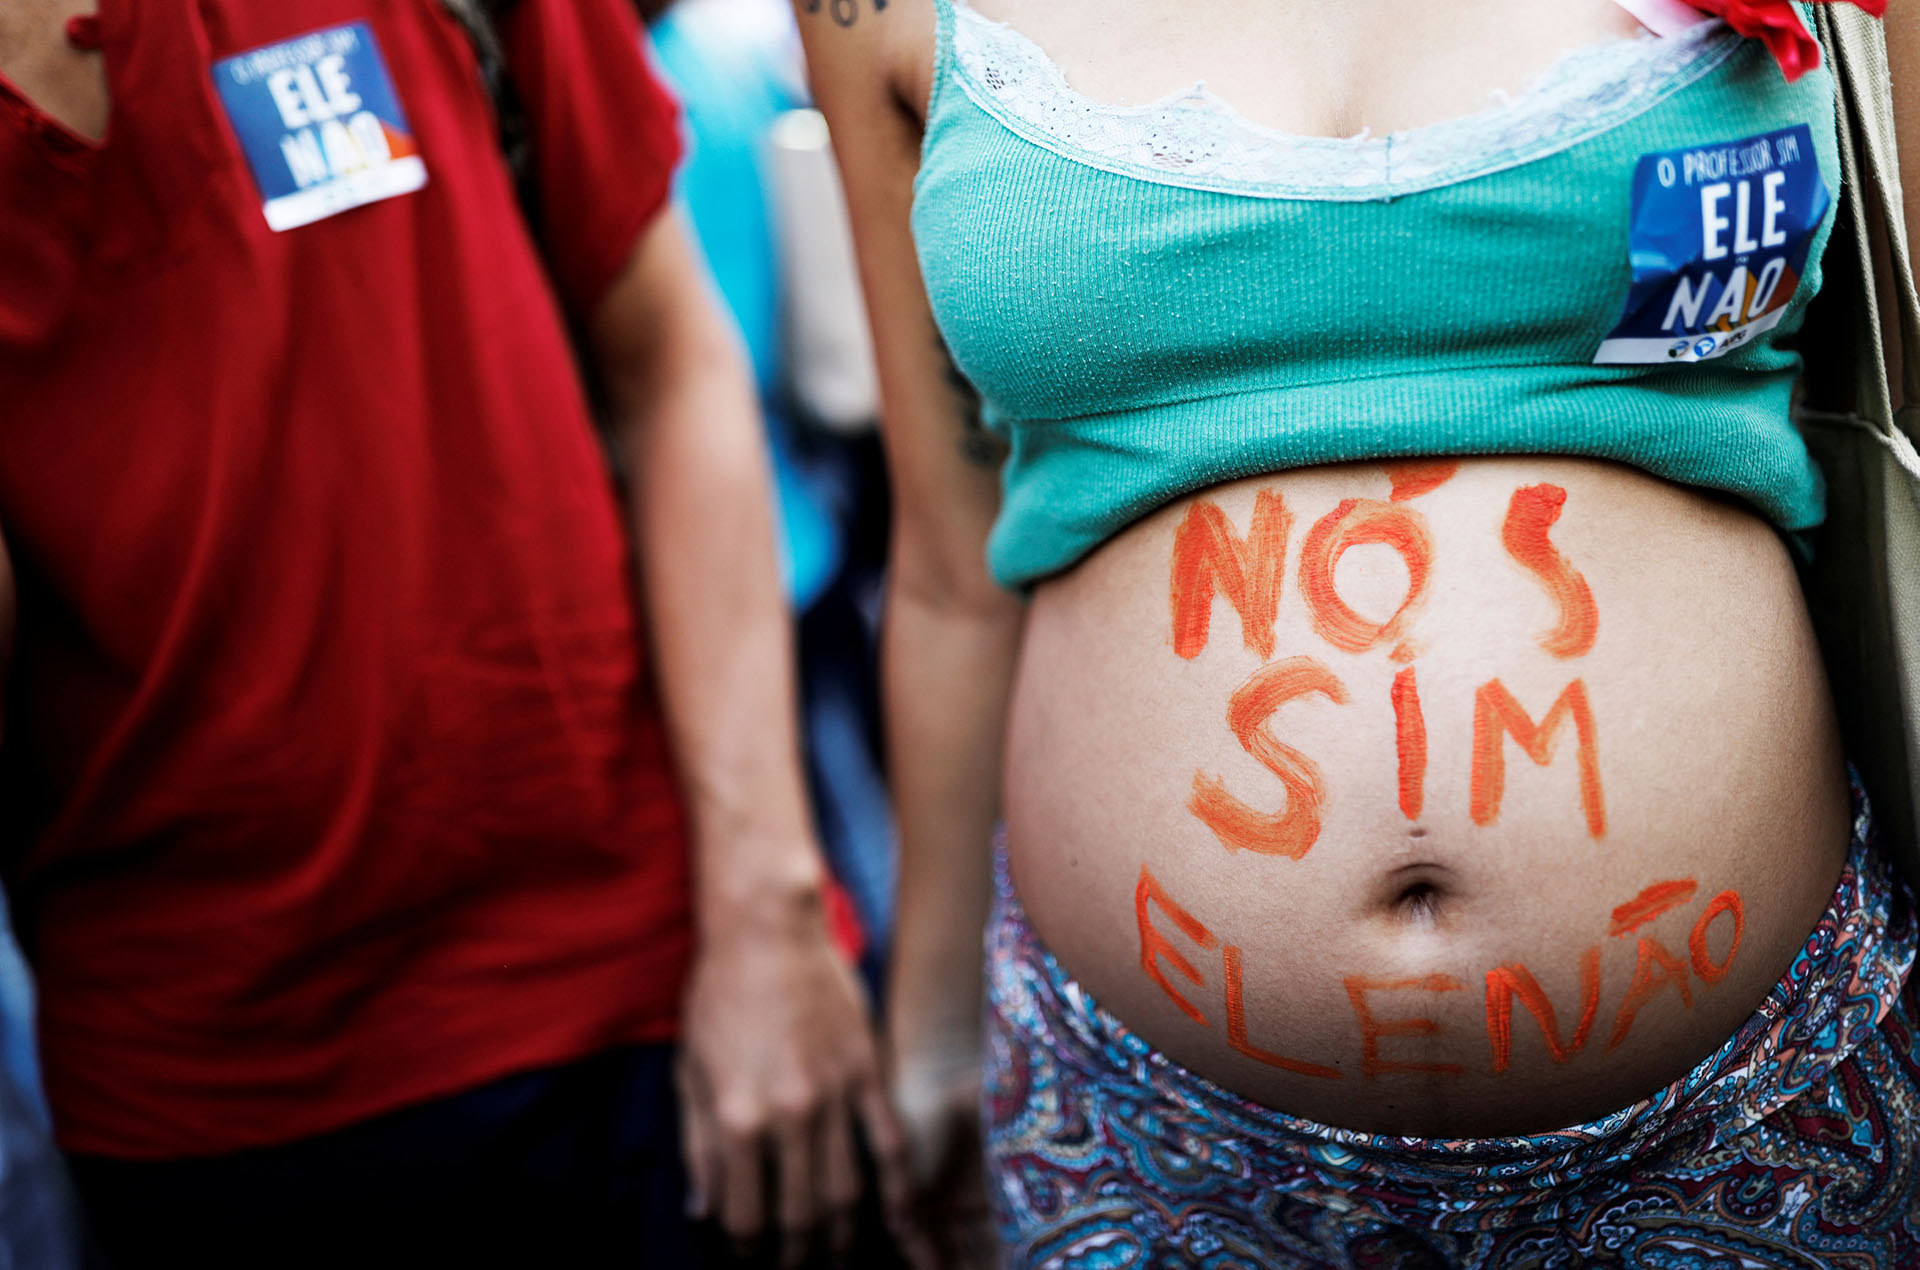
[0,533,81,1267]
[801,0,1920,1265]
[0,875,80,1268]
[0,0,904,1265]
[644,0,900,994]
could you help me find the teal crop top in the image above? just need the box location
[910,1,1841,589]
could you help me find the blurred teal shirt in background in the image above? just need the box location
[651,0,840,611]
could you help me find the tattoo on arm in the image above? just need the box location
[938,338,1005,467]
[801,0,887,27]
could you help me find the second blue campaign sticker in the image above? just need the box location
[213,23,428,233]
[1594,124,1828,365]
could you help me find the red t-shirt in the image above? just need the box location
[0,0,691,1158]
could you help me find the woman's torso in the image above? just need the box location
[899,0,1853,1134]
[1007,459,1846,1136]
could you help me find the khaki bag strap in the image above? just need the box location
[1805,8,1920,882]
[1813,7,1920,421]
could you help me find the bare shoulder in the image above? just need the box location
[792,0,937,128]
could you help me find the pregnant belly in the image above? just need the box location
[1002,456,1849,1136]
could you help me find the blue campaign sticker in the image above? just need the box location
[1594,124,1828,365]
[212,23,428,232]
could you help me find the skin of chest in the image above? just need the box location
[956,0,1650,138]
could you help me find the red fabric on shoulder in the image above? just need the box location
[1690,0,1887,81]
[498,0,683,319]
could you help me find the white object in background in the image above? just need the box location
[1611,0,1713,37]
[766,109,881,435]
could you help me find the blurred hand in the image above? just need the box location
[889,1028,995,1269]
[677,886,911,1267]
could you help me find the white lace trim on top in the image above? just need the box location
[944,2,1742,200]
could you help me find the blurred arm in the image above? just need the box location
[792,0,1025,1228]
[594,209,820,934]
[589,209,906,1253]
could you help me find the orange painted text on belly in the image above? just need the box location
[1485,948,1599,1074]
[1170,491,1292,660]
[1134,866,1747,1078]
[1501,484,1599,659]
[1169,481,1610,847]
[1391,665,1426,820]
[1606,935,1694,1050]
[1345,975,1466,1078]
[1470,678,1606,838]
[1225,945,1342,1078]
[1610,879,1699,937]
[1190,657,1348,859]
[1689,890,1746,984]
[1384,459,1462,502]
[1298,499,1434,662]
[1136,863,1217,1026]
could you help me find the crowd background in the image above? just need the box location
[646,0,897,992]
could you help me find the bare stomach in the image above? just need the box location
[1003,457,1849,1136]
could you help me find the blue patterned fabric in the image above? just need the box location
[985,784,1920,1268]
[0,896,81,1270]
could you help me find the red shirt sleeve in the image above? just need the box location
[498,0,683,319]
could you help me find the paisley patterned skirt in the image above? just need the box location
[985,783,1920,1268]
